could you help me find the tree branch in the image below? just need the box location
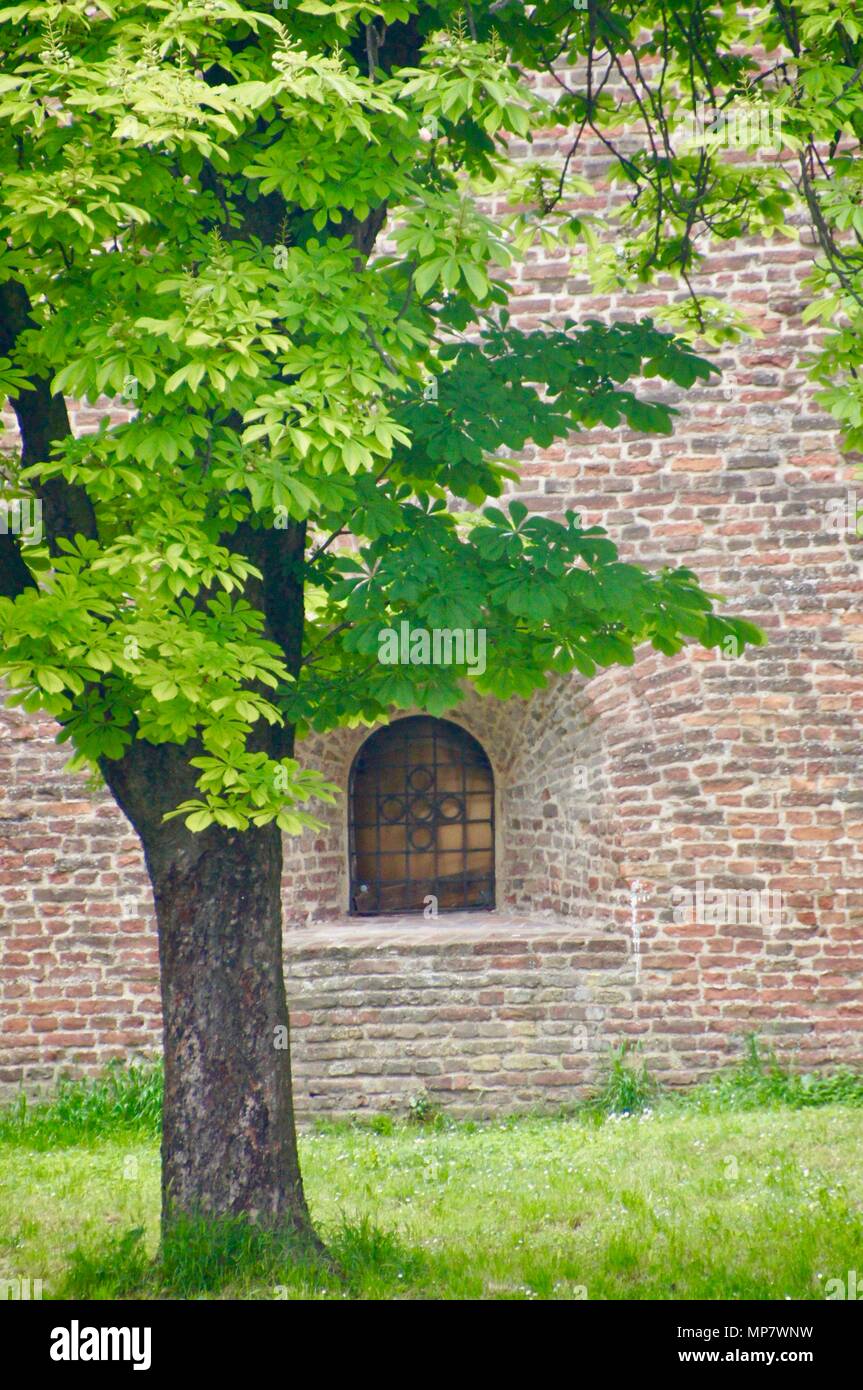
[0,280,97,557]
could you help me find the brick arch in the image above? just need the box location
[281,699,517,923]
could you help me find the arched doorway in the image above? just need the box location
[349,716,495,915]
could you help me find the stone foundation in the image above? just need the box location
[285,916,628,1117]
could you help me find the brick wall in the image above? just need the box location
[2,129,862,1110]
[0,706,160,1094]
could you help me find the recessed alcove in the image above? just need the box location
[280,681,618,929]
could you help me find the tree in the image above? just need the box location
[0,0,765,1248]
[493,0,863,481]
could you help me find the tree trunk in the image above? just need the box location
[144,816,314,1237]
[101,740,316,1243]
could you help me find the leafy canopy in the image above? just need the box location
[0,1,767,835]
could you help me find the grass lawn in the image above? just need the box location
[2,1048,863,1300]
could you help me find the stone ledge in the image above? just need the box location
[284,911,628,955]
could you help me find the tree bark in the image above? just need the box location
[151,820,313,1235]
[148,811,316,1239]
[101,744,317,1243]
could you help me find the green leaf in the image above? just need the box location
[151,681,179,702]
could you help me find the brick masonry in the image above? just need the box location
[285,917,628,1116]
[1,132,862,1113]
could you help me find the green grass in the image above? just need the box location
[1,1042,862,1300]
[0,1057,163,1148]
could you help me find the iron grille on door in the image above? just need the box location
[349,716,495,915]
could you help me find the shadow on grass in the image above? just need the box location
[58,1213,430,1301]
